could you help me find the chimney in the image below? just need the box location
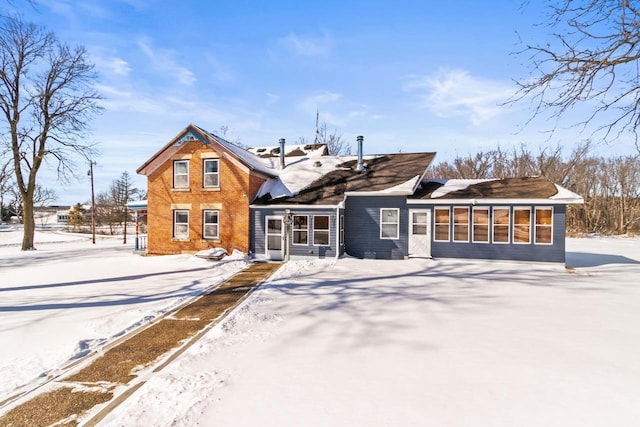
[356,135,364,172]
[279,138,286,169]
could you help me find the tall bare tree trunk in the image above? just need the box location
[21,194,34,250]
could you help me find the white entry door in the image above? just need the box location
[265,216,284,260]
[408,209,431,258]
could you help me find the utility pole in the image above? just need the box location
[88,161,96,244]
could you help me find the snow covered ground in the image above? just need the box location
[0,228,249,402]
[1,230,639,426]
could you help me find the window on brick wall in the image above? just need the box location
[203,159,219,188]
[203,210,219,239]
[173,210,189,239]
[173,160,189,189]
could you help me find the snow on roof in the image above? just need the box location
[551,184,584,203]
[247,144,328,158]
[127,200,148,210]
[256,155,355,199]
[194,125,277,177]
[430,179,495,198]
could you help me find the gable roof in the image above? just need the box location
[137,124,277,178]
[253,152,436,205]
[410,177,584,204]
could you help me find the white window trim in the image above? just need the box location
[513,206,532,245]
[534,206,554,245]
[492,207,511,244]
[292,215,309,246]
[434,207,451,242]
[173,160,189,189]
[203,158,220,188]
[312,215,330,246]
[202,209,220,239]
[379,208,400,240]
[452,206,470,243]
[472,206,490,244]
[173,209,189,239]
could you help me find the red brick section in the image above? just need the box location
[146,140,267,255]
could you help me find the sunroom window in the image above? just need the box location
[453,207,469,242]
[535,207,553,244]
[513,207,531,244]
[434,207,450,242]
[472,207,489,243]
[492,207,510,244]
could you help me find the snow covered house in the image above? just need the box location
[137,124,583,263]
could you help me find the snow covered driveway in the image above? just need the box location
[100,237,640,427]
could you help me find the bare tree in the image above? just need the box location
[0,16,101,250]
[513,1,640,152]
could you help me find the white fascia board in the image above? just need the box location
[344,190,414,197]
[409,197,584,205]
[250,204,340,209]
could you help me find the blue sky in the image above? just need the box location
[11,0,634,205]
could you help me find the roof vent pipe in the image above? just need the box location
[356,135,364,172]
[279,138,286,169]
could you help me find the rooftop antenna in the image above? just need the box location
[314,109,320,145]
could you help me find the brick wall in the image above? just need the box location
[146,140,266,255]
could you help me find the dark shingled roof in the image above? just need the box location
[255,152,436,205]
[410,176,559,199]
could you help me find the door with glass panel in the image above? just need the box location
[408,209,431,258]
[265,216,284,260]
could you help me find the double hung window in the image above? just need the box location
[203,210,219,239]
[313,216,330,245]
[292,215,309,245]
[173,160,189,189]
[203,159,219,188]
[173,210,189,239]
[380,209,399,239]
[535,207,553,244]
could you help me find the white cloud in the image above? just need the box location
[280,32,332,57]
[266,93,280,105]
[404,69,513,125]
[93,55,132,76]
[137,37,196,86]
